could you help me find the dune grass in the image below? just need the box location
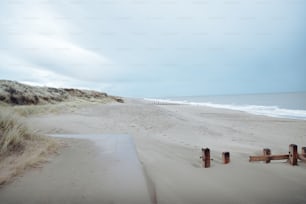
[0,107,33,154]
[0,107,60,185]
[13,97,115,117]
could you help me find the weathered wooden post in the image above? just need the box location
[222,152,230,164]
[298,147,306,162]
[302,147,306,155]
[289,144,298,166]
[201,148,210,168]
[263,148,271,163]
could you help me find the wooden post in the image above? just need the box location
[201,148,210,168]
[289,144,298,166]
[298,147,306,162]
[302,147,306,155]
[222,152,230,164]
[263,148,271,163]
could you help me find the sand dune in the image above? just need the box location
[0,80,123,105]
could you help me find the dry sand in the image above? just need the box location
[1,99,306,204]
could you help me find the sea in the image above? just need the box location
[144,92,306,120]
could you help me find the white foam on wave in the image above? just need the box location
[144,98,306,120]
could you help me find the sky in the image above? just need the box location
[0,0,306,97]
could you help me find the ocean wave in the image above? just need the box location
[144,98,306,120]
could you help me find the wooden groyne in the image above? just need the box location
[200,144,306,168]
[249,144,306,166]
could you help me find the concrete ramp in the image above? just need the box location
[0,134,153,204]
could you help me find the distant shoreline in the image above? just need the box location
[144,92,306,120]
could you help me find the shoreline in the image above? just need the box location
[143,97,306,121]
[1,99,306,203]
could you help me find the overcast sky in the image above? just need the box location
[0,0,305,97]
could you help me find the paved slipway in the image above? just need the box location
[0,134,154,204]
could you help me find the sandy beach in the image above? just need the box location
[1,99,306,204]
[1,0,305,202]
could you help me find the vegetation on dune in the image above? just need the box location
[13,98,115,117]
[0,80,123,106]
[0,80,124,116]
[0,107,34,154]
[0,107,59,185]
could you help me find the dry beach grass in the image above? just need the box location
[0,107,35,154]
[0,107,60,185]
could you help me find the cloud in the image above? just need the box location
[1,1,119,84]
[17,35,116,81]
[0,51,112,90]
[1,0,305,97]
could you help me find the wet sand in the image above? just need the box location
[1,99,306,203]
[0,135,152,204]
